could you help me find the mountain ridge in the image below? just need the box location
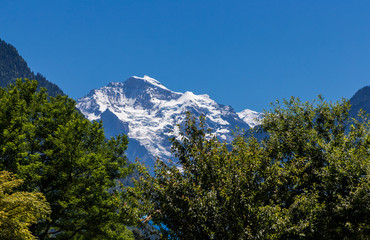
[77,75,259,169]
[349,85,370,118]
[0,38,64,96]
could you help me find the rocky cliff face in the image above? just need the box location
[77,75,259,169]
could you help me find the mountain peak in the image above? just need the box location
[127,75,171,92]
[76,75,257,168]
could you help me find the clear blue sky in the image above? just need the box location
[1,0,370,112]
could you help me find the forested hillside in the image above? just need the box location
[0,38,64,97]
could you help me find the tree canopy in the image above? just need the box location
[0,170,50,240]
[0,79,134,239]
[137,97,369,239]
[1,78,368,239]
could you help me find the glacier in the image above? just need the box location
[76,75,260,169]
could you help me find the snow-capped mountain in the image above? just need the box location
[76,75,260,169]
[237,109,263,128]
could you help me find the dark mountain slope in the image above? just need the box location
[349,86,370,118]
[0,38,64,96]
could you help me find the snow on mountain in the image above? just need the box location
[237,109,263,128]
[76,75,259,169]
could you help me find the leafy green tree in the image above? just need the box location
[261,97,369,239]
[137,98,369,239]
[0,79,135,239]
[0,170,50,240]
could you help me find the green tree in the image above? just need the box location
[261,97,369,239]
[0,170,50,240]
[0,79,135,239]
[137,98,369,239]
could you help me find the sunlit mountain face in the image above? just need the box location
[76,75,260,169]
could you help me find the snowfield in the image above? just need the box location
[76,75,260,168]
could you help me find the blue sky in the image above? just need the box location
[1,0,370,112]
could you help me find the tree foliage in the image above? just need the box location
[0,79,134,239]
[138,98,369,239]
[0,170,50,240]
